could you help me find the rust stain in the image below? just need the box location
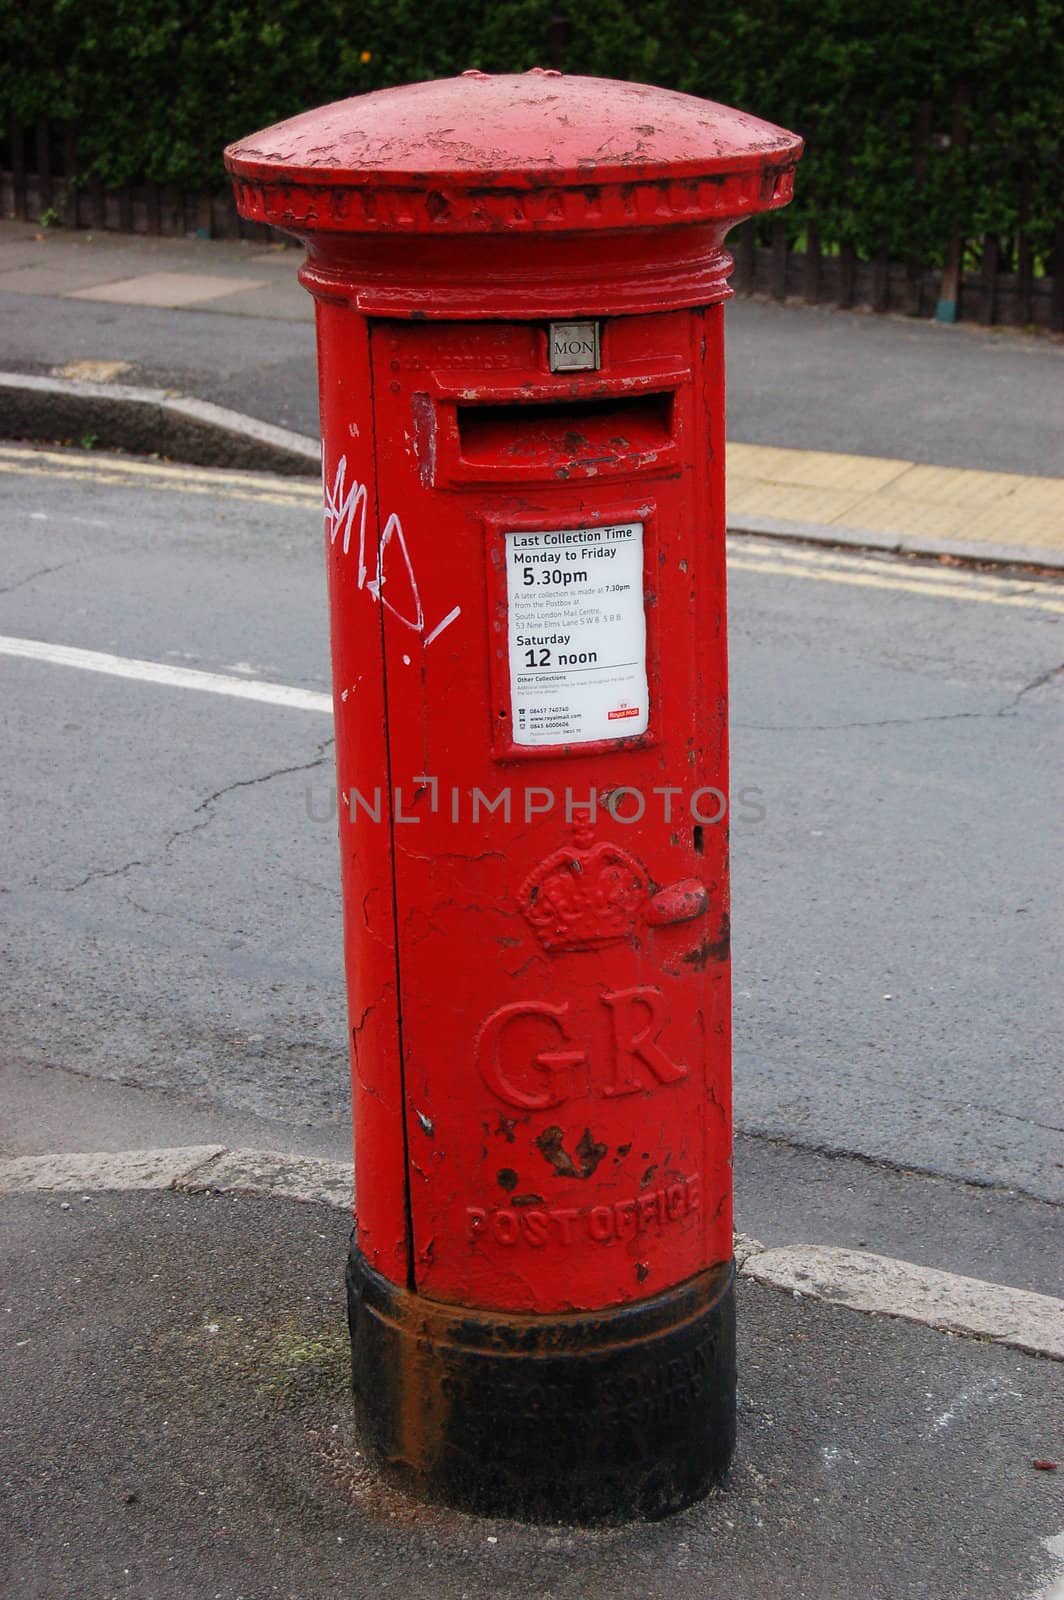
[535,1126,576,1176]
[681,913,730,969]
[575,1129,608,1178]
[534,1126,607,1180]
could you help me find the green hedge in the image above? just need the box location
[3,0,1062,266]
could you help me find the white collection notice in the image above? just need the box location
[504,522,649,746]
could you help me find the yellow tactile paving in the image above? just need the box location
[831,494,973,541]
[728,442,910,494]
[727,476,867,526]
[966,502,1064,545]
[1001,478,1064,513]
[884,464,1030,507]
[727,442,1064,553]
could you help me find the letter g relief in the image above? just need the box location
[474,1000,588,1110]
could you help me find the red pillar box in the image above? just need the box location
[226,71,800,1523]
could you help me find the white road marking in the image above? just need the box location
[2,448,1060,709]
[174,1147,353,1209]
[29,509,111,528]
[0,634,332,713]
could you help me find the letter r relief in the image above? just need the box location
[601,986,687,1097]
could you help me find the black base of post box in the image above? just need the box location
[345,1244,736,1524]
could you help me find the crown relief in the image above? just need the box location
[518,826,712,954]
[519,828,649,953]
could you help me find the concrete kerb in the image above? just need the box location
[727,512,1064,576]
[1,1145,1061,1361]
[0,371,320,477]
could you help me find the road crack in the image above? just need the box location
[734,710,1001,732]
[735,665,1063,733]
[60,857,152,892]
[54,738,335,892]
[736,1128,1063,1208]
[0,562,69,597]
[187,738,335,821]
[1005,661,1064,710]
[123,895,253,939]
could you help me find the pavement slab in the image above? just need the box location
[67,272,268,308]
[2,1188,1061,1600]
[727,442,1064,559]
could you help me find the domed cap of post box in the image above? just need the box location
[225,71,802,316]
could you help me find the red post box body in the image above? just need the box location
[227,72,799,1522]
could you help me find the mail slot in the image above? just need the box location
[454,389,677,475]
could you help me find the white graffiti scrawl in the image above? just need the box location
[323,454,460,645]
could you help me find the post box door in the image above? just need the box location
[352,311,732,1315]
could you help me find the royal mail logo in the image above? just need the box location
[607,705,641,721]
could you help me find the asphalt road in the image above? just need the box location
[1,445,1061,1293]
